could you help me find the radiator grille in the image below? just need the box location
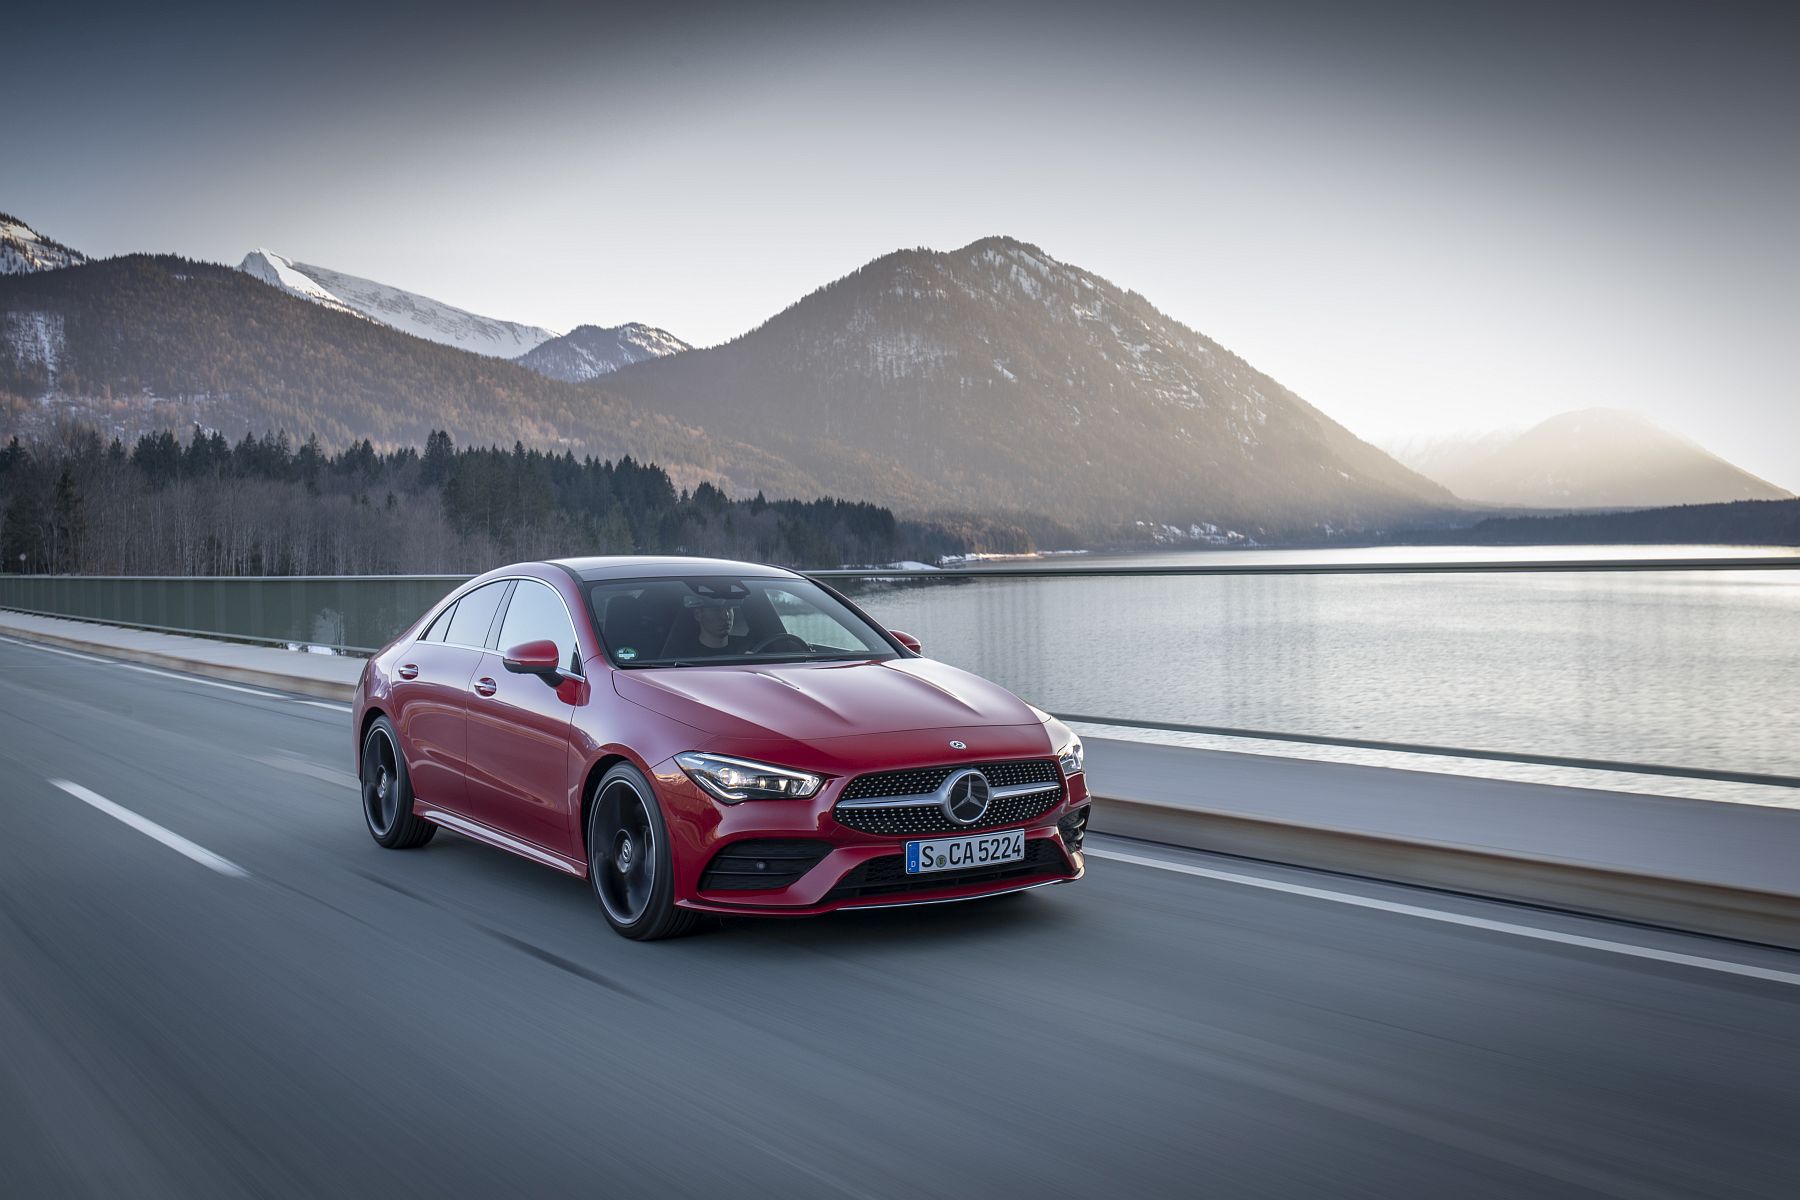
[833,759,1063,837]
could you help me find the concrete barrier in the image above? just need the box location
[0,610,360,701]
[1088,796,1800,952]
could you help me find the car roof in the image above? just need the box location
[550,556,807,583]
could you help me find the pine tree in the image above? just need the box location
[51,466,85,572]
[1,468,48,572]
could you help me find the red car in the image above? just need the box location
[353,557,1088,939]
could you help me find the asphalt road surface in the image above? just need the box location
[1,633,1796,1199]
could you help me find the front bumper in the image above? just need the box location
[652,757,1089,916]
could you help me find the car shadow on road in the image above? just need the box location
[385,830,1078,959]
[716,886,1074,950]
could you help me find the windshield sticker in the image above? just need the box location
[617,647,637,660]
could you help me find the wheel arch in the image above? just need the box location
[578,752,633,856]
[357,705,388,773]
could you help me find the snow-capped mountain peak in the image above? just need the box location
[236,250,559,357]
[514,323,692,382]
[1,213,88,274]
[239,249,362,317]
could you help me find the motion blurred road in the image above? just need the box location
[1,634,1796,1199]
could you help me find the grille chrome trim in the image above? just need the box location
[837,781,1059,810]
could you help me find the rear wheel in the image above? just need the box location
[587,763,698,940]
[362,716,436,849]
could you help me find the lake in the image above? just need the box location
[846,545,1800,808]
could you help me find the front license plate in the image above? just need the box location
[905,830,1026,874]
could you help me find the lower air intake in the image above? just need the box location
[698,840,830,892]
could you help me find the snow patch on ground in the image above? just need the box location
[1134,520,1256,546]
[3,311,65,378]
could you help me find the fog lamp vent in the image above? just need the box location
[698,840,830,892]
[1057,806,1090,854]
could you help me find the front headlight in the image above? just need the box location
[1057,735,1084,777]
[675,752,824,803]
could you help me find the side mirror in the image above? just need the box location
[502,639,562,678]
[889,630,922,654]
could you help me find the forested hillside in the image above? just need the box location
[1429,497,1800,547]
[0,428,970,575]
[0,256,813,500]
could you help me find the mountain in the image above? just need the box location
[2,235,1463,542]
[515,323,691,382]
[1390,409,1790,508]
[601,237,1454,536]
[1380,428,1519,491]
[0,255,807,497]
[238,250,558,357]
[2,213,87,274]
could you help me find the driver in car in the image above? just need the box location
[692,595,751,654]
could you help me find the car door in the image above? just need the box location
[391,580,511,812]
[464,577,585,855]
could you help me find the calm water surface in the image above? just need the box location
[848,545,1800,807]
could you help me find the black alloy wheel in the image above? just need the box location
[361,716,436,849]
[587,762,698,940]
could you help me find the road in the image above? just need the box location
[1,634,1796,1199]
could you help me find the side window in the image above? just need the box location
[496,580,580,673]
[445,581,509,648]
[420,600,457,642]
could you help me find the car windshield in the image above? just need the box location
[588,576,898,668]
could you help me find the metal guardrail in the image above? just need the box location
[2,558,1796,790]
[813,556,1800,578]
[1049,713,1800,790]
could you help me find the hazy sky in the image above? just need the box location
[7,0,1798,487]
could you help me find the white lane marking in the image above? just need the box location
[0,634,114,664]
[0,632,347,705]
[0,632,282,695]
[111,661,289,698]
[48,779,249,878]
[1086,845,1800,989]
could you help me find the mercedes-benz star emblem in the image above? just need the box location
[948,740,966,750]
[941,769,991,826]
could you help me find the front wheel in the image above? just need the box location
[362,716,436,849]
[586,763,698,940]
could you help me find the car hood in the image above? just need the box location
[611,656,1040,742]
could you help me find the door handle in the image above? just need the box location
[473,677,497,697]
[397,663,419,680]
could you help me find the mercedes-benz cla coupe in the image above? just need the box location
[353,557,1089,938]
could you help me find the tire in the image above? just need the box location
[586,762,699,941]
[361,716,436,849]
